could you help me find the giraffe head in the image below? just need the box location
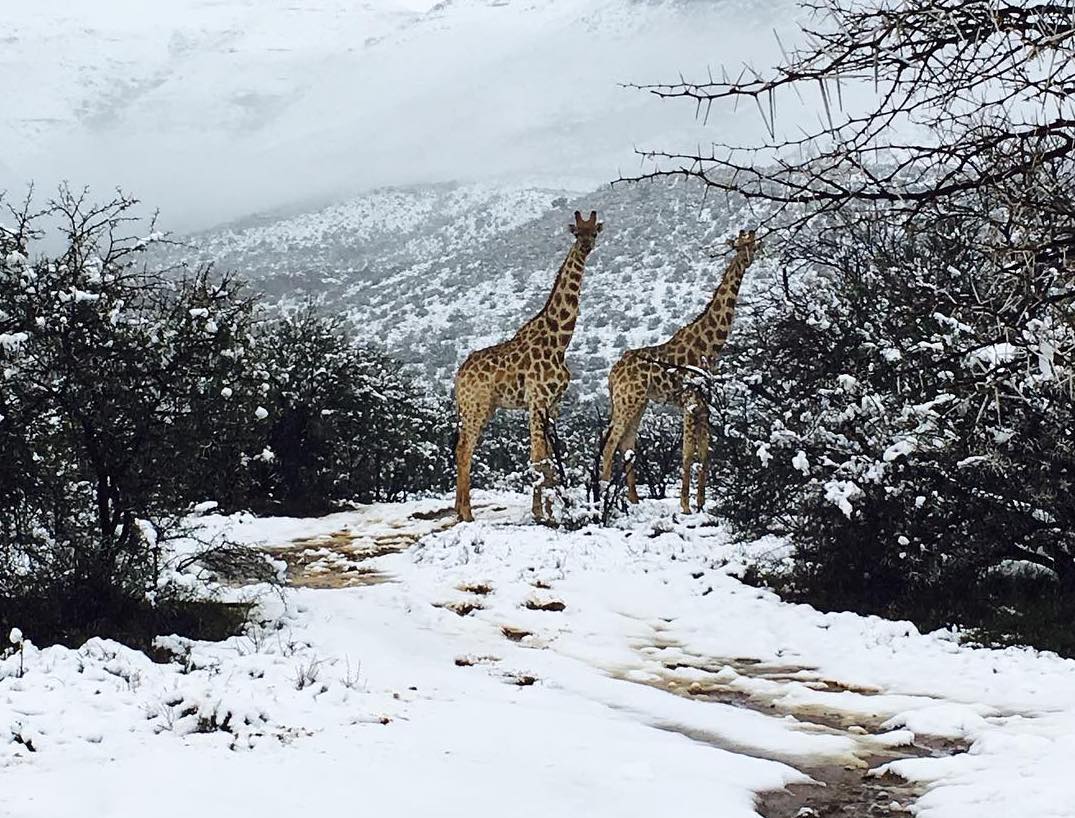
[568,210,603,254]
[725,229,760,264]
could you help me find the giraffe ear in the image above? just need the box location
[568,222,578,235]
[595,222,604,234]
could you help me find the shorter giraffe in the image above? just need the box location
[600,229,760,513]
[454,210,603,522]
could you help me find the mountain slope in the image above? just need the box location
[172,178,780,393]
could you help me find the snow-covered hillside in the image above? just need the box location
[171,178,776,391]
[3,495,1072,817]
[2,0,799,231]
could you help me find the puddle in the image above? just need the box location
[614,644,965,818]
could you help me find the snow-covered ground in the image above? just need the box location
[2,493,1073,817]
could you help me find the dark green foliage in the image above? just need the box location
[0,191,266,644]
[0,189,449,647]
[247,307,452,514]
[631,409,682,501]
[709,213,1075,654]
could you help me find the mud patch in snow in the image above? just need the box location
[615,643,967,818]
[269,526,445,588]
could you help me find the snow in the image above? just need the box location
[756,441,773,466]
[967,342,1021,368]
[3,492,1074,817]
[824,479,861,517]
[883,438,916,462]
[836,373,859,392]
[0,332,30,350]
[792,449,810,475]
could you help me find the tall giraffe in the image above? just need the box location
[600,229,760,513]
[454,210,603,522]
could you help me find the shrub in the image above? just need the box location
[0,189,272,646]
[247,306,452,514]
[709,212,1075,653]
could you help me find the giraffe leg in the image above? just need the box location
[693,401,710,513]
[680,407,697,514]
[542,413,561,518]
[599,422,621,485]
[620,406,645,504]
[454,398,491,523]
[599,403,622,485]
[528,405,555,521]
[601,388,647,486]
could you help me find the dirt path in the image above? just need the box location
[616,636,965,818]
[264,508,963,817]
[263,508,455,588]
[264,502,510,588]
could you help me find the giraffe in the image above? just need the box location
[454,210,603,523]
[599,229,760,513]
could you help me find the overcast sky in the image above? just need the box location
[1,0,807,233]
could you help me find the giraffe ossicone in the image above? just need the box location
[454,209,603,523]
[600,228,761,514]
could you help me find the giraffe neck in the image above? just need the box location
[534,239,591,353]
[673,252,751,364]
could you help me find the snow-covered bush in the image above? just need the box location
[0,189,273,645]
[630,409,684,501]
[708,209,1075,650]
[244,306,453,513]
[632,0,1075,651]
[0,190,461,645]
